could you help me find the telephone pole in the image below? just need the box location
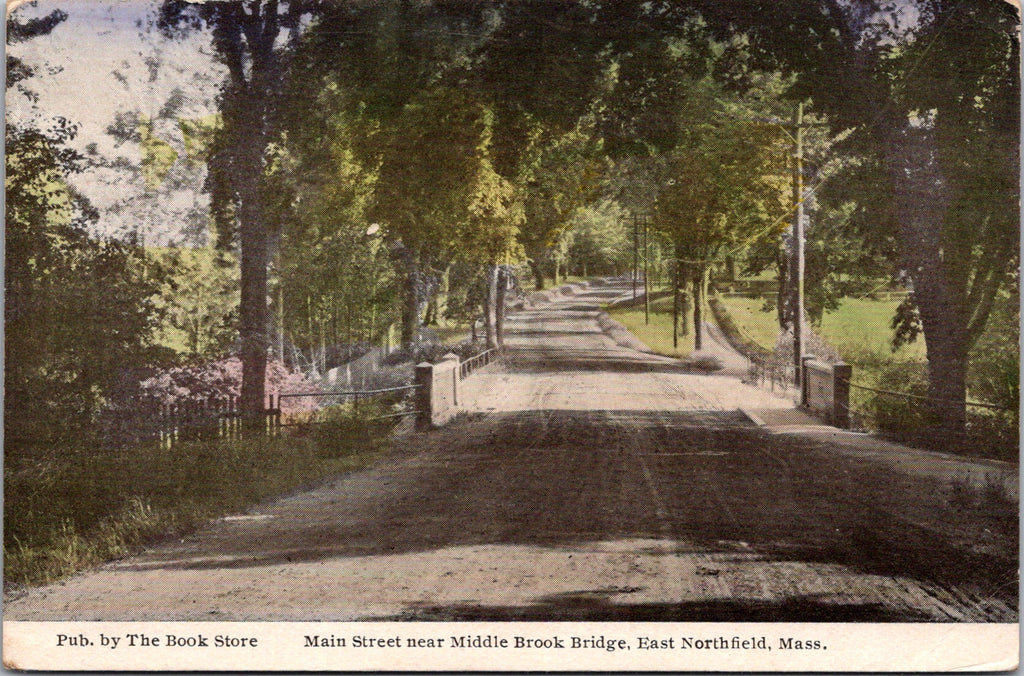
[793,102,806,387]
[734,104,823,388]
[788,102,829,388]
[643,214,650,325]
[632,214,639,299]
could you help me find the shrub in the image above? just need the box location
[139,357,319,414]
[968,294,1019,413]
[862,360,935,440]
[312,404,389,458]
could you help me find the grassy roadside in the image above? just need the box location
[714,295,781,351]
[716,294,927,363]
[434,320,473,345]
[4,412,392,589]
[819,298,927,363]
[608,295,695,359]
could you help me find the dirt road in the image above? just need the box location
[5,281,1017,621]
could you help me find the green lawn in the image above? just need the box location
[608,302,695,359]
[819,298,926,364]
[717,294,926,365]
[434,320,473,345]
[716,295,782,350]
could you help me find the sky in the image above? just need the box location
[8,0,224,244]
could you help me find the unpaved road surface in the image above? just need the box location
[5,281,1017,621]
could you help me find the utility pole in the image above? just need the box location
[793,101,806,387]
[733,104,824,387]
[632,214,639,299]
[643,214,650,325]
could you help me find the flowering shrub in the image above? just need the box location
[139,357,320,414]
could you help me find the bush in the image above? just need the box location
[968,292,1019,412]
[855,358,1018,460]
[139,357,320,414]
[312,404,390,458]
[863,361,935,440]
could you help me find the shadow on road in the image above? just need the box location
[120,409,1017,620]
[390,594,932,622]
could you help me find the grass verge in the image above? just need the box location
[715,295,781,351]
[433,320,473,345]
[608,298,694,359]
[5,412,391,589]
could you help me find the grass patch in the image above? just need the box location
[818,298,926,364]
[716,295,781,350]
[432,320,472,345]
[608,304,694,359]
[717,295,926,364]
[5,416,391,589]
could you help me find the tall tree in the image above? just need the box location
[158,0,321,417]
[700,0,1019,431]
[369,88,520,347]
[516,117,606,289]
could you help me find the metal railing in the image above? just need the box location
[276,384,421,425]
[459,348,495,380]
[839,379,1016,413]
[747,356,796,394]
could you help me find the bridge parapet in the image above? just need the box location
[415,354,460,430]
[801,356,852,429]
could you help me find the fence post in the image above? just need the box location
[415,362,433,431]
[833,363,852,429]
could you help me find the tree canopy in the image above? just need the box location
[13,0,1013,435]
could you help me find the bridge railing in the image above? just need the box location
[459,347,495,380]
[416,348,497,430]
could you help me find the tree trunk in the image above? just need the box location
[423,264,449,329]
[424,296,438,326]
[724,255,737,283]
[495,266,507,348]
[203,1,298,422]
[776,246,789,331]
[528,258,546,291]
[672,260,680,349]
[692,270,704,351]
[883,122,967,434]
[239,189,270,420]
[921,309,969,434]
[400,251,419,347]
[680,289,692,337]
[485,264,498,349]
[274,283,284,361]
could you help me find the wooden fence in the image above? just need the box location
[147,385,428,449]
[142,348,494,448]
[151,395,281,449]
